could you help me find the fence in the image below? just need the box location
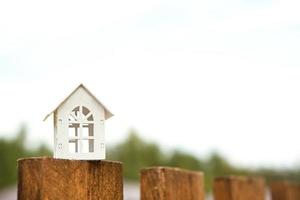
[18,157,300,200]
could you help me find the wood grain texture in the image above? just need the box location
[18,157,123,200]
[213,176,265,200]
[140,167,205,200]
[270,181,300,200]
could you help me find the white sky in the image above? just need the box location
[1,0,300,167]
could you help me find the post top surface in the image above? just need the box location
[141,166,203,176]
[18,156,122,165]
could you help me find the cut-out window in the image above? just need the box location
[69,139,78,153]
[68,106,94,153]
[69,123,79,137]
[81,139,94,153]
[82,123,94,138]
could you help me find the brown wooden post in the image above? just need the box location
[140,167,205,200]
[18,157,123,200]
[270,181,300,200]
[213,176,265,200]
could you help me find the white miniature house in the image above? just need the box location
[44,84,113,160]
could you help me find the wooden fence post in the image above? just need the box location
[18,157,123,200]
[213,176,265,200]
[270,181,300,200]
[140,167,205,200]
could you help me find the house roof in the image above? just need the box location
[43,84,113,121]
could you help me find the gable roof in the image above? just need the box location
[43,84,113,121]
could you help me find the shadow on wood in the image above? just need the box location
[213,176,265,200]
[140,167,205,200]
[270,181,300,200]
[18,157,123,200]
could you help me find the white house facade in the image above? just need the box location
[44,84,113,160]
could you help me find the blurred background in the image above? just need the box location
[1,0,300,199]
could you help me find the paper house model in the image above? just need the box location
[44,84,113,160]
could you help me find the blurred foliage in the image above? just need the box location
[1,126,300,191]
[108,130,300,191]
[0,125,51,189]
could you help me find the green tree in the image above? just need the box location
[108,130,165,180]
[167,150,204,171]
[0,125,51,189]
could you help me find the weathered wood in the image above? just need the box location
[213,176,265,200]
[18,157,123,200]
[270,181,300,200]
[140,167,205,200]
